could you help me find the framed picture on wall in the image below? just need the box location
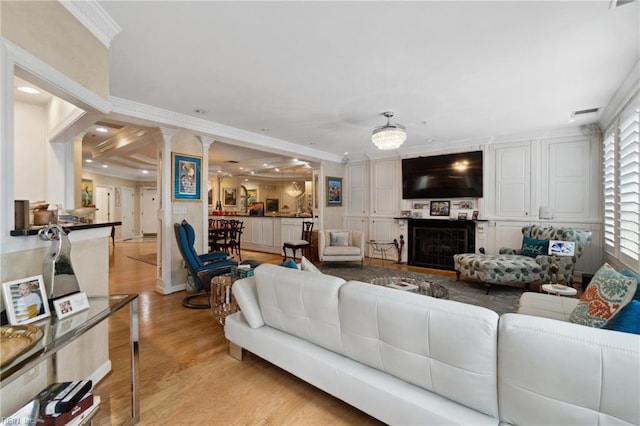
[81,179,93,207]
[223,187,237,206]
[327,176,342,206]
[172,152,202,201]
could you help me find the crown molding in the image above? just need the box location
[599,59,640,131]
[109,96,343,164]
[59,0,121,48]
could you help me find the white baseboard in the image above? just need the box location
[89,359,112,385]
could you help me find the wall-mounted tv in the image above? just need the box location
[402,151,483,199]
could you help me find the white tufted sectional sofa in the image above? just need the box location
[224,264,639,425]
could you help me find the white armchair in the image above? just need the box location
[318,229,365,267]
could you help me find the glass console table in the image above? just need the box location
[1,294,139,424]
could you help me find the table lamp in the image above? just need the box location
[547,240,576,283]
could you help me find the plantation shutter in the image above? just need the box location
[603,132,616,251]
[617,109,640,262]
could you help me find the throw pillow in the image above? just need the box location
[520,237,549,258]
[603,300,640,335]
[569,263,637,328]
[621,269,640,301]
[330,231,350,247]
[281,259,298,269]
[300,256,321,273]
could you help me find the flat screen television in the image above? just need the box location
[402,151,483,199]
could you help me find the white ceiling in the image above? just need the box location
[19,1,640,180]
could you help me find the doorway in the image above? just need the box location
[140,187,158,236]
[95,186,115,223]
[121,187,135,240]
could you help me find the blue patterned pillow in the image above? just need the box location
[621,269,640,301]
[520,237,549,258]
[603,300,640,335]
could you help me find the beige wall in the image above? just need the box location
[1,0,109,98]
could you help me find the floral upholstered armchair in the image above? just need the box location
[453,225,592,293]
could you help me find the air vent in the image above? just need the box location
[573,108,599,116]
[225,160,239,164]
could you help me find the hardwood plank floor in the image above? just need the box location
[94,242,453,425]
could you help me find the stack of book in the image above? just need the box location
[35,380,100,426]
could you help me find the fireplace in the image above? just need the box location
[408,219,475,270]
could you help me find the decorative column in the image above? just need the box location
[158,127,178,295]
[197,136,214,253]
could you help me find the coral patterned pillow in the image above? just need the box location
[569,263,637,328]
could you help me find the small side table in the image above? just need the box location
[541,283,578,297]
[367,240,396,266]
[210,275,238,325]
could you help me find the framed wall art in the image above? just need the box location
[172,152,202,201]
[430,200,450,217]
[81,179,93,207]
[223,187,237,206]
[2,275,50,325]
[327,177,342,206]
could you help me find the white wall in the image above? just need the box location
[14,101,47,201]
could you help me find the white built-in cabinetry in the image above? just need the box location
[345,158,402,259]
[487,135,602,275]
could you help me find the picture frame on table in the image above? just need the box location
[327,177,343,206]
[472,210,479,220]
[172,152,202,201]
[223,187,237,206]
[458,212,468,220]
[2,275,50,325]
[430,200,450,216]
[52,291,90,320]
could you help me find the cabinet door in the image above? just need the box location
[369,218,399,258]
[494,142,531,218]
[346,162,369,216]
[345,216,368,242]
[262,219,274,247]
[371,158,398,217]
[541,137,596,220]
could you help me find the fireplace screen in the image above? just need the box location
[409,220,475,270]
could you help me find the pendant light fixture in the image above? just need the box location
[372,111,406,150]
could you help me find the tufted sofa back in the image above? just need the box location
[250,264,500,419]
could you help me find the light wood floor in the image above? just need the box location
[93,242,454,425]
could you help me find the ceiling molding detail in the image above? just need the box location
[599,59,640,132]
[109,96,343,164]
[4,38,111,114]
[59,0,122,48]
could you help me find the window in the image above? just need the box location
[603,104,640,270]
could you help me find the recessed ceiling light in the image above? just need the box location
[250,171,255,175]
[95,127,108,133]
[17,86,40,95]
[239,167,244,170]
[275,168,280,172]
[142,170,149,174]
[101,164,108,168]
[244,178,248,182]
[85,159,93,163]
[344,152,349,155]
[263,163,268,167]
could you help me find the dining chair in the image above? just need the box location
[283,221,314,262]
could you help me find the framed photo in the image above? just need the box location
[52,292,90,320]
[458,212,468,220]
[430,200,450,216]
[172,152,202,201]
[472,210,479,220]
[115,187,121,207]
[223,187,237,206]
[266,198,279,213]
[2,275,50,325]
[327,176,342,206]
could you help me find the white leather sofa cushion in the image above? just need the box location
[231,276,264,328]
[339,280,500,418]
[255,263,346,354]
[517,291,579,321]
[499,313,640,425]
